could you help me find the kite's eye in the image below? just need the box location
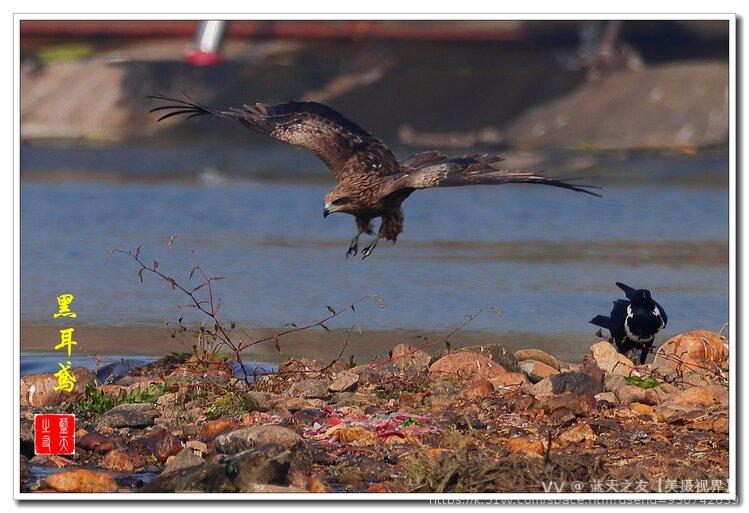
[333,197,349,205]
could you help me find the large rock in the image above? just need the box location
[653,330,728,374]
[328,371,359,393]
[513,349,560,371]
[552,370,604,396]
[20,367,95,407]
[540,392,598,417]
[559,423,596,445]
[162,447,205,475]
[428,380,460,396]
[43,469,118,493]
[133,426,182,463]
[583,341,636,376]
[286,379,329,399]
[199,418,238,441]
[488,372,530,391]
[519,360,559,383]
[100,449,135,472]
[505,437,545,457]
[96,403,159,429]
[390,343,431,371]
[673,385,728,407]
[215,425,308,467]
[225,444,292,490]
[616,384,660,406]
[460,379,495,400]
[77,432,122,453]
[530,371,604,398]
[142,463,236,492]
[428,352,508,385]
[458,344,521,373]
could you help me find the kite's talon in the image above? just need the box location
[346,236,359,258]
[361,238,379,260]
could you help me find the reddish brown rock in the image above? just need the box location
[674,385,727,407]
[616,384,661,406]
[428,352,508,385]
[199,418,238,441]
[135,427,183,463]
[505,437,545,457]
[519,360,559,383]
[77,432,122,453]
[513,349,561,370]
[460,379,495,400]
[43,469,118,493]
[20,367,95,407]
[541,392,598,416]
[488,372,530,390]
[583,341,636,376]
[653,330,728,374]
[100,449,135,472]
[558,423,596,445]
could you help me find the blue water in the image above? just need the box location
[20,353,277,381]
[20,179,729,352]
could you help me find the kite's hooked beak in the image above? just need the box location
[323,203,336,218]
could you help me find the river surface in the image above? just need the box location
[20,154,729,363]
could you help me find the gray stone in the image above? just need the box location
[331,392,356,405]
[97,403,159,429]
[286,379,329,399]
[215,425,309,467]
[551,371,604,396]
[142,463,236,492]
[224,444,292,490]
[604,374,628,393]
[162,448,205,475]
[428,380,460,396]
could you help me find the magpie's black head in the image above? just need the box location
[631,289,654,307]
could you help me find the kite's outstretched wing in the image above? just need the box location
[396,152,601,196]
[147,94,400,181]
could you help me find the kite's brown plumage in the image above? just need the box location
[148,94,600,258]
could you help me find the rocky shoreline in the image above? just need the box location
[20,329,729,494]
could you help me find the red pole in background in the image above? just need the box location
[187,20,226,66]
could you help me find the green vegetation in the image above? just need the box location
[69,384,118,416]
[68,382,165,416]
[625,375,661,389]
[204,391,258,420]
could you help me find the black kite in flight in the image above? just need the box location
[148,94,600,258]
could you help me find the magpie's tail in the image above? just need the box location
[590,315,613,329]
[615,282,637,300]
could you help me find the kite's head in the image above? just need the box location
[323,187,354,217]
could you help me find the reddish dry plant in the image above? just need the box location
[106,235,382,385]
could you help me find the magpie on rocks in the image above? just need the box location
[590,282,668,365]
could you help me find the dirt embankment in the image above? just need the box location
[20,40,728,151]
